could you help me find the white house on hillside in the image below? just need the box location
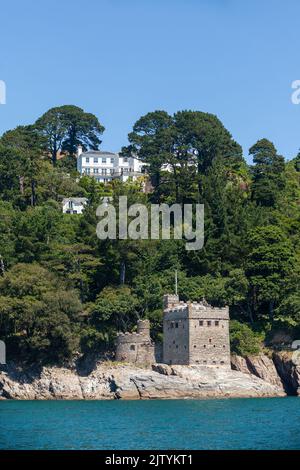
[62,197,88,214]
[76,146,146,183]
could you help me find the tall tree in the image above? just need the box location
[35,105,105,166]
[0,263,82,362]
[249,138,285,207]
[0,125,44,206]
[173,110,243,175]
[294,150,300,172]
[124,110,174,190]
[125,110,244,202]
[245,225,294,321]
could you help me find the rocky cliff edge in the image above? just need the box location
[0,359,286,400]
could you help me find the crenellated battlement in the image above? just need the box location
[164,301,229,320]
[163,296,231,368]
[116,331,152,345]
[115,319,155,365]
[115,294,231,369]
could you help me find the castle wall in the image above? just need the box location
[116,297,231,369]
[154,343,163,363]
[163,299,231,367]
[188,317,231,368]
[115,320,155,366]
[163,307,190,365]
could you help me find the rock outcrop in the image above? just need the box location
[272,351,300,395]
[0,361,286,400]
[231,354,285,391]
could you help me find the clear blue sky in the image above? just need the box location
[1,0,300,161]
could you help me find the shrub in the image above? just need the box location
[230,320,262,356]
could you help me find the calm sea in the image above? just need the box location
[0,398,299,450]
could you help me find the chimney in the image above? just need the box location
[77,145,83,158]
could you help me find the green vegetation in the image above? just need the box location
[230,320,262,356]
[0,106,299,363]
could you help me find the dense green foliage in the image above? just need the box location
[230,320,262,356]
[35,105,104,166]
[0,107,299,363]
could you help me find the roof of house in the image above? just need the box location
[81,150,117,156]
[62,197,88,204]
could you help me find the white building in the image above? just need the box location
[62,197,88,214]
[76,146,146,183]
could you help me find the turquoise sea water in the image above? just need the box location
[0,397,299,450]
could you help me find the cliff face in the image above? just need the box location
[272,352,300,395]
[231,353,300,396]
[231,354,285,390]
[0,361,285,400]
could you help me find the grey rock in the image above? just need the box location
[273,351,300,395]
[0,360,286,400]
[231,354,285,390]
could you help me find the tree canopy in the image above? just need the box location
[0,106,300,364]
[35,105,105,166]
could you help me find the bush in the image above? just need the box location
[80,326,114,354]
[230,320,262,356]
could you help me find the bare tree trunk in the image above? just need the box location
[19,176,24,195]
[172,165,179,201]
[0,256,5,276]
[31,179,36,206]
[269,300,275,321]
[52,143,57,166]
[120,261,126,285]
[247,304,254,324]
[197,162,203,199]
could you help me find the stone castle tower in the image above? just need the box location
[163,294,231,368]
[115,319,155,366]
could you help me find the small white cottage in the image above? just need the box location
[62,197,88,214]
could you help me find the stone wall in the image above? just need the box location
[115,320,155,366]
[189,317,231,368]
[163,296,231,367]
[163,310,190,365]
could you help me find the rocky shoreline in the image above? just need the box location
[0,352,299,400]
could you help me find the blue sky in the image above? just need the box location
[0,0,300,161]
